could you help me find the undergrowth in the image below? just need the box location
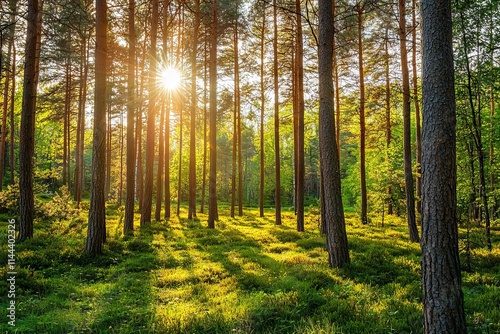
[0,205,499,333]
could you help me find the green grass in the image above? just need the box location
[1,207,499,333]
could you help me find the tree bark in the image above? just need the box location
[19,0,42,241]
[188,0,200,220]
[273,0,282,226]
[259,7,265,218]
[421,0,467,331]
[163,0,170,219]
[208,0,219,228]
[124,0,136,234]
[85,0,107,254]
[399,0,419,243]
[200,35,208,214]
[141,0,158,225]
[357,4,368,225]
[384,28,393,215]
[295,0,305,232]
[155,102,165,221]
[318,0,350,268]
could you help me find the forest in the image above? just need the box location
[0,0,499,332]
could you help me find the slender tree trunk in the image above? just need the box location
[177,105,183,216]
[155,103,164,220]
[118,110,124,205]
[141,0,158,225]
[318,0,350,268]
[421,0,466,331]
[85,0,107,254]
[231,25,238,218]
[136,41,145,211]
[357,4,368,225]
[399,0,419,242]
[412,0,422,221]
[296,0,305,232]
[106,101,112,199]
[384,28,393,215]
[273,0,282,225]
[124,0,136,234]
[0,33,12,189]
[163,0,170,219]
[259,8,265,218]
[188,0,200,219]
[208,0,219,228]
[200,35,208,214]
[9,42,16,185]
[333,0,340,158]
[490,90,496,219]
[236,23,243,217]
[19,0,42,241]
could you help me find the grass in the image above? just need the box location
[1,206,499,333]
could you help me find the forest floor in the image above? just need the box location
[1,205,499,333]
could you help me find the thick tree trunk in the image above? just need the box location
[318,0,350,268]
[295,0,305,232]
[124,0,136,234]
[273,0,281,226]
[357,4,368,225]
[19,0,42,241]
[85,0,107,254]
[421,0,467,331]
[141,0,158,225]
[188,0,200,220]
[208,0,219,228]
[399,0,419,243]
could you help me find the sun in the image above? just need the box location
[159,67,182,91]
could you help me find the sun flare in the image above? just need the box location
[159,67,182,91]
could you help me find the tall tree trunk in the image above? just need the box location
[399,0,419,242]
[490,90,496,220]
[177,105,183,216]
[200,34,208,214]
[163,0,170,219]
[19,0,42,241]
[106,100,112,198]
[295,0,305,232]
[384,28,393,215]
[421,0,467,331]
[141,0,158,225]
[136,41,146,211]
[155,103,164,220]
[357,4,368,225]
[273,0,282,226]
[208,0,219,228]
[236,22,243,217]
[118,110,124,205]
[231,24,238,218]
[9,42,16,185]
[318,0,350,268]
[85,0,107,254]
[63,56,71,187]
[259,8,265,218]
[0,31,12,189]
[124,0,136,234]
[333,0,340,158]
[188,0,200,220]
[412,0,422,221]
